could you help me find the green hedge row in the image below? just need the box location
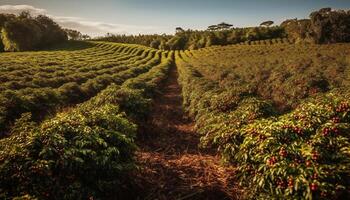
[0,50,174,199]
[176,49,350,199]
[0,43,160,135]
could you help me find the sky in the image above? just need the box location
[0,0,349,36]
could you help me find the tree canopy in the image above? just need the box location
[96,26,285,50]
[207,22,233,31]
[310,8,350,43]
[260,20,274,27]
[64,29,91,40]
[281,8,350,43]
[0,12,67,52]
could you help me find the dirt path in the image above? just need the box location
[134,66,241,200]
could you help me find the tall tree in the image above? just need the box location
[260,20,274,27]
[65,29,83,40]
[175,27,184,34]
[0,12,67,52]
[82,34,91,40]
[217,22,233,30]
[0,14,16,51]
[207,25,219,31]
[281,18,312,42]
[1,13,42,51]
[36,15,67,46]
[310,8,350,43]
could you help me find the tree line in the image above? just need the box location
[0,7,349,52]
[95,33,173,48]
[281,8,350,43]
[64,29,91,41]
[96,8,350,50]
[0,11,68,52]
[96,26,285,50]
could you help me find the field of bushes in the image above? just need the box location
[176,43,350,199]
[0,41,174,199]
[0,36,349,199]
[0,41,167,135]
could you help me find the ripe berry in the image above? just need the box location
[322,128,330,136]
[332,127,339,135]
[306,160,312,167]
[288,177,294,188]
[312,151,319,161]
[267,156,277,166]
[310,182,318,191]
[332,117,340,123]
[276,179,286,189]
[279,148,287,157]
[336,102,350,112]
[293,127,303,135]
[283,125,292,129]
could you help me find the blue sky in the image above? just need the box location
[0,0,349,36]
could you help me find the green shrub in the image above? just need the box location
[176,43,350,199]
[235,92,350,199]
[0,40,174,199]
[0,105,137,199]
[0,42,164,134]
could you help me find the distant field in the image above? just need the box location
[179,43,350,112]
[0,41,169,134]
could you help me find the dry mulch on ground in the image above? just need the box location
[133,67,242,200]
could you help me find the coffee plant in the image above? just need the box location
[0,42,174,199]
[176,43,350,199]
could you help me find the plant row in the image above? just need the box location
[0,42,161,136]
[175,44,350,199]
[0,50,174,199]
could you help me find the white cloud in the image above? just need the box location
[0,5,47,15]
[0,5,169,37]
[54,16,163,36]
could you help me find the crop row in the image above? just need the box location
[0,48,174,199]
[186,43,350,111]
[0,42,163,136]
[0,48,153,91]
[236,38,294,45]
[0,43,151,88]
[176,43,350,199]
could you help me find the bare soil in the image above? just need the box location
[134,66,242,200]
